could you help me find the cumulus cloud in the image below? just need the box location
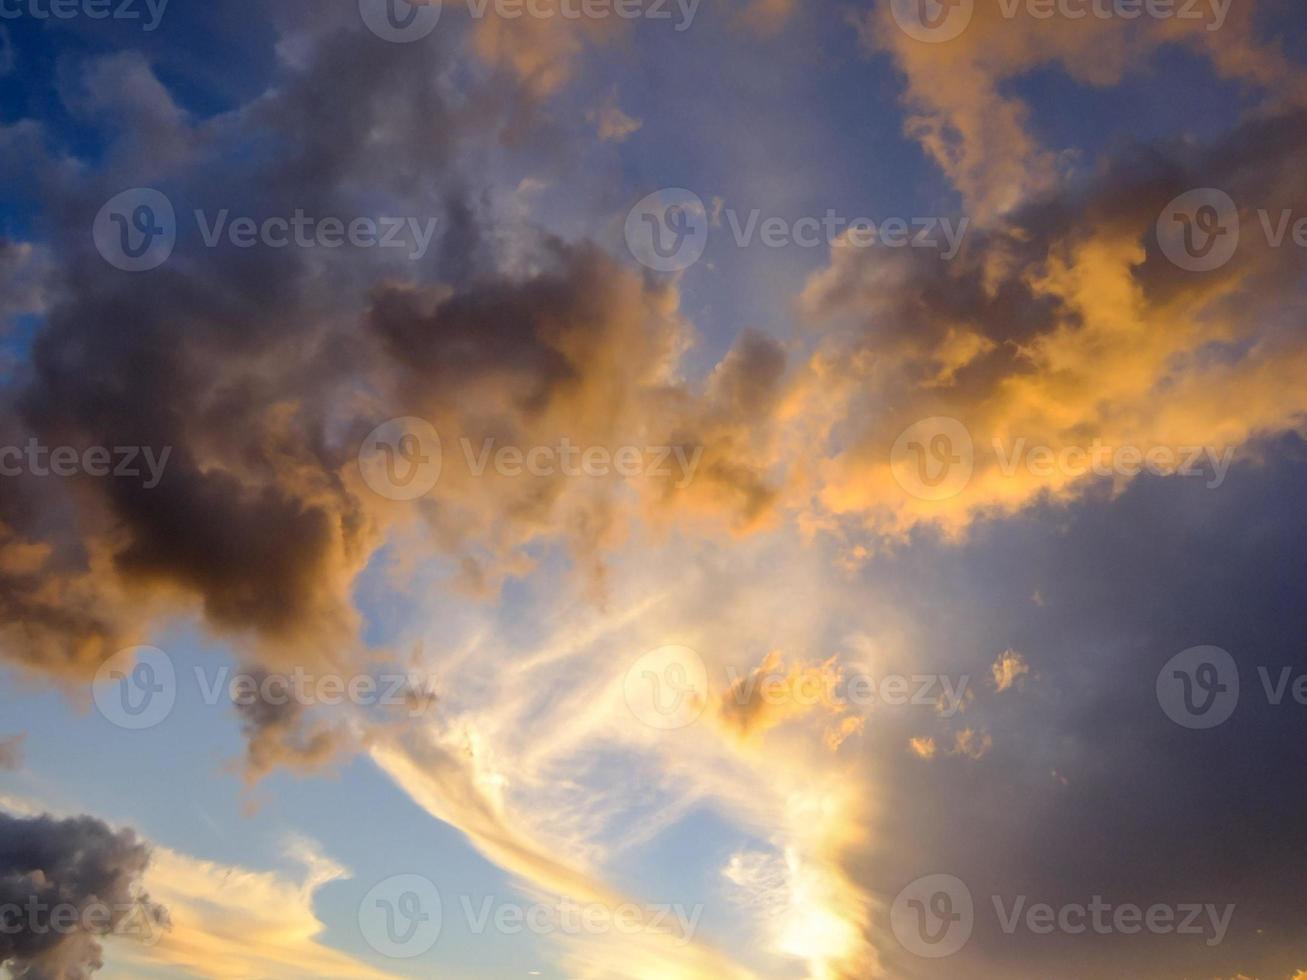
[784,107,1307,541]
[0,811,168,979]
[991,649,1029,692]
[0,16,778,777]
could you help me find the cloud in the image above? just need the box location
[991,649,1029,692]
[0,811,167,979]
[787,107,1307,541]
[856,0,1307,220]
[127,838,395,979]
[907,735,936,760]
[587,90,642,143]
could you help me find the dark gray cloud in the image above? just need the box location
[849,435,1307,978]
[0,811,166,979]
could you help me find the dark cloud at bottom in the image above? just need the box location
[852,435,1307,979]
[0,811,166,980]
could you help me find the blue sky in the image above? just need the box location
[3,0,1307,978]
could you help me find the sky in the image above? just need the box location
[1,0,1307,978]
